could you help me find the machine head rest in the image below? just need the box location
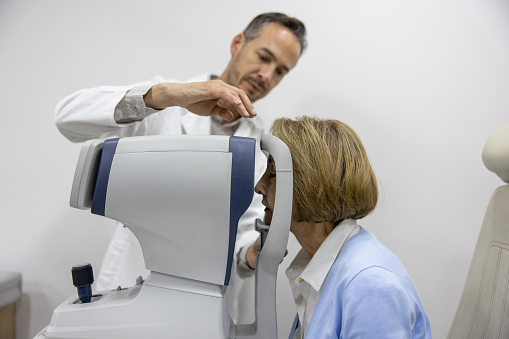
[482,123,509,183]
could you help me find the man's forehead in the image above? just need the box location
[250,23,301,67]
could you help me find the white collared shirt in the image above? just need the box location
[285,219,360,338]
[210,115,242,135]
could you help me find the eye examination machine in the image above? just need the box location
[35,134,293,338]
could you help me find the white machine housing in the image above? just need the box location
[36,134,293,339]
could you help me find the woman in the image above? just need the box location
[255,116,431,338]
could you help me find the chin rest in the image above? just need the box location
[448,123,509,338]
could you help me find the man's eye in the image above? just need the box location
[258,54,269,62]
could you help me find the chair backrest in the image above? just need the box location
[448,123,509,339]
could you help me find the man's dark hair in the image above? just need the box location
[243,13,307,55]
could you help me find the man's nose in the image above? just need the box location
[257,65,274,83]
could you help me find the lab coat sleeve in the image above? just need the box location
[54,77,168,142]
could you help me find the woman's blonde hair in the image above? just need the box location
[270,116,378,223]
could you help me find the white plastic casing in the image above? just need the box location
[108,136,233,284]
[40,134,293,339]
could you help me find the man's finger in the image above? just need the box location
[235,89,257,118]
[210,105,234,121]
[217,97,254,119]
[212,82,256,118]
[223,86,257,118]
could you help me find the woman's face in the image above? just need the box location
[255,156,277,225]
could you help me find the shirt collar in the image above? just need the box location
[296,219,359,292]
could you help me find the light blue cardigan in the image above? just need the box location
[290,227,432,338]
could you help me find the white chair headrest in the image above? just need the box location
[482,123,509,183]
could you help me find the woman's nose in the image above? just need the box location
[255,178,265,195]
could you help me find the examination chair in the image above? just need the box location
[0,272,21,339]
[35,134,293,338]
[448,123,509,338]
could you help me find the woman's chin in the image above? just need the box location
[263,212,272,225]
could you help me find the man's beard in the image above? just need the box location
[225,61,263,102]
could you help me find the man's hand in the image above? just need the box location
[246,240,258,269]
[245,238,289,269]
[144,80,257,121]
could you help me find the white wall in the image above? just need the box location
[0,0,507,338]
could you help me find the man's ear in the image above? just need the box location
[230,33,245,56]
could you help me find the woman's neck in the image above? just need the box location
[291,220,337,258]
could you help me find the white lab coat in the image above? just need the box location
[55,73,265,323]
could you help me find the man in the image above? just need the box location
[55,12,306,321]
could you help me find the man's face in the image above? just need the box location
[223,23,301,102]
[255,156,277,225]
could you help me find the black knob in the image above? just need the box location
[72,263,94,303]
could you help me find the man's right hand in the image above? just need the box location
[245,238,289,269]
[143,80,257,121]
